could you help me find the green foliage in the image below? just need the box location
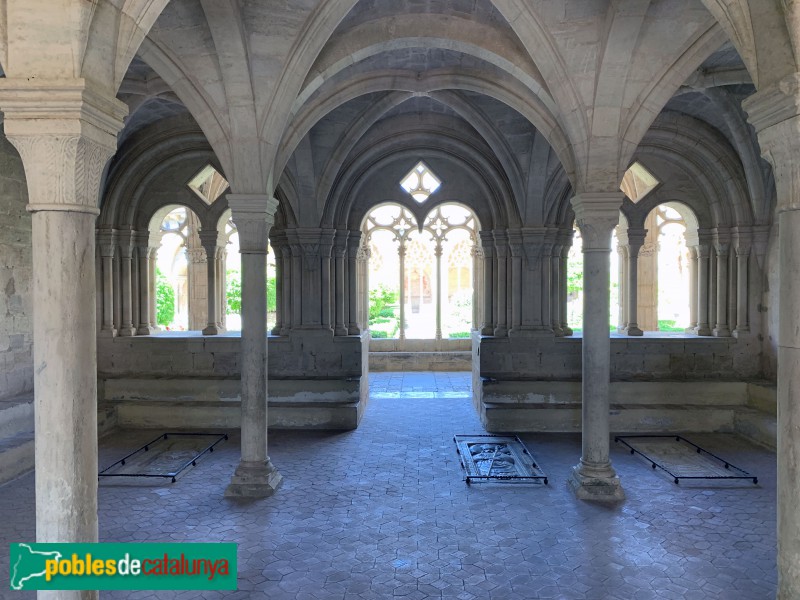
[448,331,470,339]
[370,330,388,339]
[368,284,398,321]
[378,307,395,318]
[566,254,583,297]
[226,269,276,315]
[657,319,683,332]
[155,267,175,327]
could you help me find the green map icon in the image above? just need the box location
[10,543,62,590]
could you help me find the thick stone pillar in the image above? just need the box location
[0,82,125,600]
[479,231,494,335]
[623,229,646,336]
[493,231,509,337]
[199,230,224,335]
[333,231,348,335]
[568,193,624,501]
[743,79,800,599]
[558,230,574,336]
[347,232,362,334]
[225,194,282,497]
[135,232,155,335]
[117,231,136,336]
[695,242,713,336]
[97,229,116,337]
[713,232,731,337]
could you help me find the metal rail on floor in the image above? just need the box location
[614,434,758,485]
[98,432,228,483]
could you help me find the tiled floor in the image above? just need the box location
[0,372,777,599]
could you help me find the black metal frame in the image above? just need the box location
[614,434,757,485]
[98,432,229,483]
[454,434,548,485]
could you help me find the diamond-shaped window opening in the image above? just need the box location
[188,164,229,206]
[400,162,441,203]
[620,161,660,204]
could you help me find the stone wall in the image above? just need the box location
[97,331,370,429]
[0,134,31,400]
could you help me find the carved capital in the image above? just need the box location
[97,228,117,258]
[493,231,509,258]
[198,229,225,256]
[743,74,800,211]
[347,231,362,259]
[117,230,135,259]
[625,228,647,255]
[507,229,524,258]
[333,230,349,257]
[0,80,126,215]
[571,192,623,250]
[228,194,279,254]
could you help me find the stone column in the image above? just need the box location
[507,229,523,335]
[97,229,117,337]
[567,192,624,501]
[685,232,699,333]
[479,231,494,335]
[217,249,227,332]
[551,238,563,336]
[333,231,349,335]
[434,243,443,340]
[199,230,224,335]
[148,244,160,331]
[695,242,712,336]
[734,232,751,335]
[558,230,574,336]
[0,83,125,599]
[319,229,335,332]
[493,231,509,337]
[134,232,155,335]
[356,240,370,332]
[281,237,293,334]
[288,232,303,329]
[347,231,362,334]
[270,240,283,335]
[226,194,281,497]
[713,232,731,337]
[618,244,629,330]
[117,231,137,336]
[624,229,646,336]
[517,227,547,334]
[744,84,800,598]
[471,244,483,331]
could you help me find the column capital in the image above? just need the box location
[228,194,279,253]
[97,228,117,257]
[732,226,752,255]
[116,230,135,258]
[570,192,623,250]
[493,230,509,258]
[0,79,127,215]
[333,230,349,256]
[507,228,524,257]
[198,229,225,255]
[625,228,647,253]
[712,228,731,255]
[742,74,800,211]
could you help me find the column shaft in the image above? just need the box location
[480,233,494,335]
[118,239,136,336]
[713,240,731,337]
[735,247,750,333]
[696,245,712,335]
[687,246,698,332]
[494,232,508,337]
[398,243,406,341]
[551,245,563,336]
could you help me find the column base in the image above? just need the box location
[225,460,282,498]
[118,326,136,337]
[98,328,116,338]
[509,326,555,337]
[696,325,712,336]
[334,326,349,336]
[480,326,494,336]
[733,327,751,338]
[136,325,154,335]
[202,324,219,335]
[623,325,643,336]
[713,326,731,337]
[347,325,361,335]
[567,463,625,502]
[552,325,564,337]
[493,326,508,337]
[561,326,573,336]
[685,326,697,334]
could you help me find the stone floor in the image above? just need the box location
[0,372,777,599]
